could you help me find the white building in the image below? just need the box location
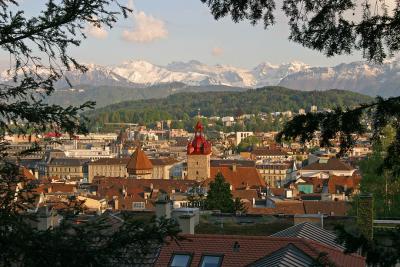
[64,146,116,160]
[300,158,356,178]
[222,116,235,127]
[310,105,318,113]
[235,131,254,146]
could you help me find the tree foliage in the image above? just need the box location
[205,172,235,213]
[233,197,248,214]
[237,136,260,152]
[0,1,180,265]
[335,224,400,267]
[88,87,371,131]
[359,146,400,218]
[201,0,400,63]
[0,161,181,266]
[277,96,400,179]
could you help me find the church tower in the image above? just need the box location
[186,121,211,180]
[126,145,153,179]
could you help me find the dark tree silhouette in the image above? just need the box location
[201,0,400,63]
[201,1,400,263]
[205,172,235,213]
[334,224,400,266]
[0,1,180,265]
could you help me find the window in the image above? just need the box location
[169,253,192,267]
[132,202,145,210]
[199,255,223,267]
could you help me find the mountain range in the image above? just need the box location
[47,59,310,89]
[58,59,400,97]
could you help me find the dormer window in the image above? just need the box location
[169,253,192,267]
[199,255,223,267]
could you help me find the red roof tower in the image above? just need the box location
[187,121,212,155]
[126,145,153,178]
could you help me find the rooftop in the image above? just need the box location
[271,222,345,250]
[126,146,153,171]
[301,158,354,171]
[154,234,365,267]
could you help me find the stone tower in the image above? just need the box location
[126,145,153,179]
[187,121,211,180]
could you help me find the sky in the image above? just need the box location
[2,0,398,69]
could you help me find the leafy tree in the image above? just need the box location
[0,1,180,265]
[88,87,369,131]
[201,0,400,63]
[202,0,400,262]
[334,224,400,267]
[356,125,400,218]
[233,197,247,214]
[237,135,260,152]
[277,98,400,179]
[205,172,234,213]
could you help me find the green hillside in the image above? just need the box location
[87,86,373,131]
[47,82,246,108]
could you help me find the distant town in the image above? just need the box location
[6,103,377,266]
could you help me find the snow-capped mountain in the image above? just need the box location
[0,63,135,88]
[251,61,310,86]
[0,59,311,88]
[278,60,400,97]
[166,60,256,87]
[2,59,400,96]
[58,64,135,87]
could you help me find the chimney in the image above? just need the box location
[122,186,127,198]
[232,163,237,172]
[155,199,172,219]
[177,214,195,234]
[114,198,119,210]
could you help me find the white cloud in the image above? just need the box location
[122,5,168,43]
[211,46,224,57]
[85,24,108,39]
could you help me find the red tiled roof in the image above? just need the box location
[208,166,266,190]
[150,157,179,166]
[232,189,259,201]
[114,196,154,210]
[270,187,285,197]
[297,177,324,192]
[328,175,361,194]
[303,201,349,216]
[155,234,365,267]
[302,158,354,171]
[126,146,153,171]
[88,158,129,165]
[95,177,198,201]
[19,167,36,180]
[47,183,76,193]
[252,148,288,156]
[247,201,305,215]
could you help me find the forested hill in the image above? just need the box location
[87,86,373,127]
